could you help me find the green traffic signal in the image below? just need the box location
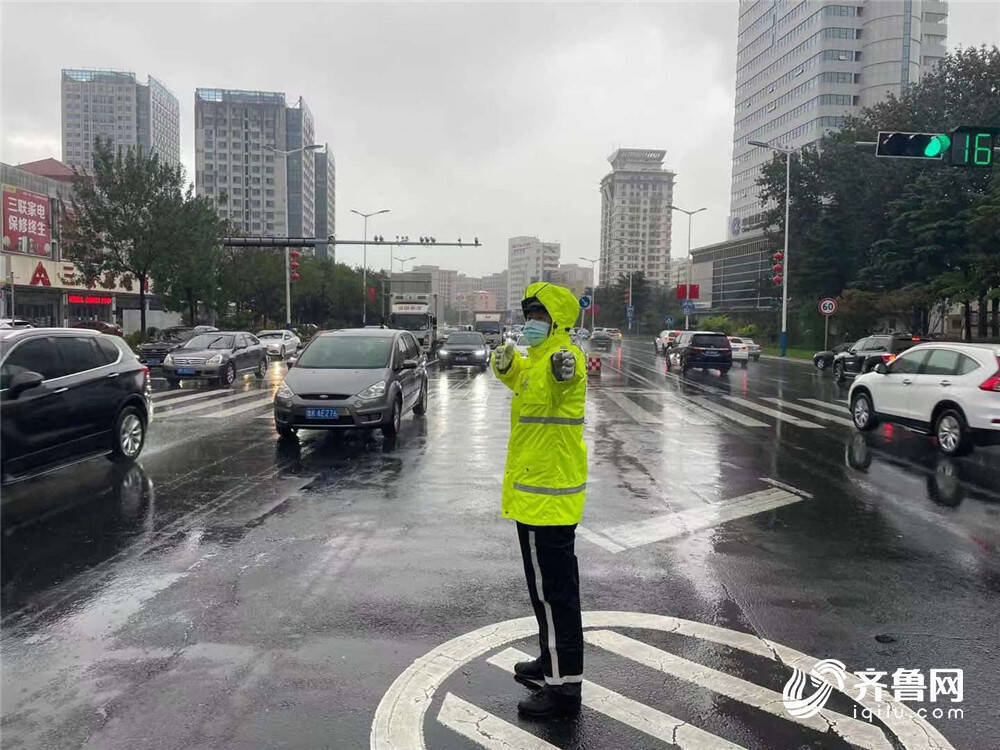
[875,131,949,159]
[923,134,951,157]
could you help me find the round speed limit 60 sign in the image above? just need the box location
[818,298,838,316]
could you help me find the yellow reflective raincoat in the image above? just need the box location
[493,282,588,526]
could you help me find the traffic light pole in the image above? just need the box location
[780,149,791,357]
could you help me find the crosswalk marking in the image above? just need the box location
[590,487,803,551]
[761,398,853,427]
[156,389,265,418]
[575,525,626,553]
[586,630,893,750]
[151,389,232,406]
[688,396,769,427]
[603,391,661,424]
[437,692,558,750]
[720,397,823,428]
[202,393,274,419]
[799,397,849,414]
[486,648,746,749]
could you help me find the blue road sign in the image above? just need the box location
[579,295,592,309]
[681,300,696,315]
[627,304,635,316]
[665,315,674,327]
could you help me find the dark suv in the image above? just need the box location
[833,334,918,382]
[667,331,733,374]
[137,325,218,367]
[1,328,151,485]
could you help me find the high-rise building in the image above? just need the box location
[729,0,948,238]
[598,149,675,288]
[62,69,180,170]
[314,147,335,261]
[507,236,560,310]
[285,97,315,239]
[411,265,458,310]
[551,263,591,299]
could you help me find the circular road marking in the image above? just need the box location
[370,610,954,750]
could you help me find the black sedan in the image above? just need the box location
[813,341,854,371]
[437,332,490,370]
[137,325,217,367]
[161,331,268,387]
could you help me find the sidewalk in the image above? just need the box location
[760,353,814,367]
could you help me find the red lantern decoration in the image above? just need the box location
[772,263,783,273]
[291,272,300,281]
[773,251,784,261]
[773,275,783,284]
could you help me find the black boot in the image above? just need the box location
[517,684,582,718]
[514,658,544,680]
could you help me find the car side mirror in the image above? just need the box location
[286,357,296,369]
[8,371,44,396]
[875,362,888,375]
[400,359,418,370]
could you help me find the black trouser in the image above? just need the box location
[516,521,583,686]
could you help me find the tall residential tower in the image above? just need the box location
[729,0,948,238]
[507,236,560,310]
[598,149,675,287]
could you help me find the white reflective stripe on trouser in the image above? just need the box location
[528,530,560,682]
[518,416,585,425]
[545,673,583,686]
[513,482,587,496]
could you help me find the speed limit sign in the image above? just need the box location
[818,297,838,316]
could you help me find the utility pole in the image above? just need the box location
[351,208,391,326]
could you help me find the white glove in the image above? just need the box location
[551,349,576,381]
[494,343,515,373]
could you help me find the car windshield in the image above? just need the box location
[446,333,484,345]
[692,334,729,347]
[258,332,284,339]
[183,334,235,350]
[729,337,743,343]
[296,336,392,369]
[392,314,429,331]
[157,328,193,343]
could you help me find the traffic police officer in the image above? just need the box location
[492,281,588,718]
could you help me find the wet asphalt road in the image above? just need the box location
[2,343,998,750]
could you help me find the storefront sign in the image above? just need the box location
[2,186,52,257]
[4,254,137,295]
[68,294,112,305]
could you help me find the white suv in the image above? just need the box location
[848,342,1000,456]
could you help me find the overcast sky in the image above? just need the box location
[2,1,996,279]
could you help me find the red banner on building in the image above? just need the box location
[675,284,700,300]
[2,186,52,256]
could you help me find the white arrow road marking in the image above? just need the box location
[761,398,854,427]
[437,692,559,749]
[487,647,746,749]
[202,393,275,419]
[157,389,264,417]
[586,630,892,750]
[799,398,850,414]
[592,488,803,551]
[603,391,662,423]
[721,397,823,428]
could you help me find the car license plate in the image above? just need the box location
[146,357,160,365]
[456,355,468,361]
[306,408,338,419]
[704,350,718,356]
[176,367,196,375]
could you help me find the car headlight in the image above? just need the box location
[206,353,224,366]
[357,381,387,400]
[438,349,449,356]
[275,381,294,400]
[476,349,487,356]
[164,353,174,365]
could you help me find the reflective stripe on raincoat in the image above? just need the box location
[492,282,588,526]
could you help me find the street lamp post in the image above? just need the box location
[264,143,325,326]
[579,256,599,331]
[350,208,391,325]
[749,139,793,357]
[668,205,707,330]
[393,255,416,272]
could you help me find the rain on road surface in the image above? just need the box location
[2,344,998,749]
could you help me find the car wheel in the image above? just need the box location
[110,406,146,462]
[382,397,402,438]
[276,423,297,439]
[220,362,236,387]
[851,391,878,431]
[833,361,845,382]
[815,358,826,370]
[719,366,731,375]
[934,408,970,456]
[413,381,428,416]
[166,377,180,388]
[255,358,267,378]
[680,358,689,374]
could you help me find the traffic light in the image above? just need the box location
[624,287,631,305]
[950,126,998,167]
[288,249,300,282]
[875,131,951,160]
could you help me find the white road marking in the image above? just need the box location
[575,525,627,553]
[720,397,823,428]
[436,692,558,749]
[799,398,848,414]
[596,488,804,550]
[761,397,854,427]
[203,393,275,419]
[157,388,265,417]
[586,630,892,750]
[151,389,231,406]
[603,391,661,424]
[688,396,769,427]
[758,477,814,499]
[487,647,746,749]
